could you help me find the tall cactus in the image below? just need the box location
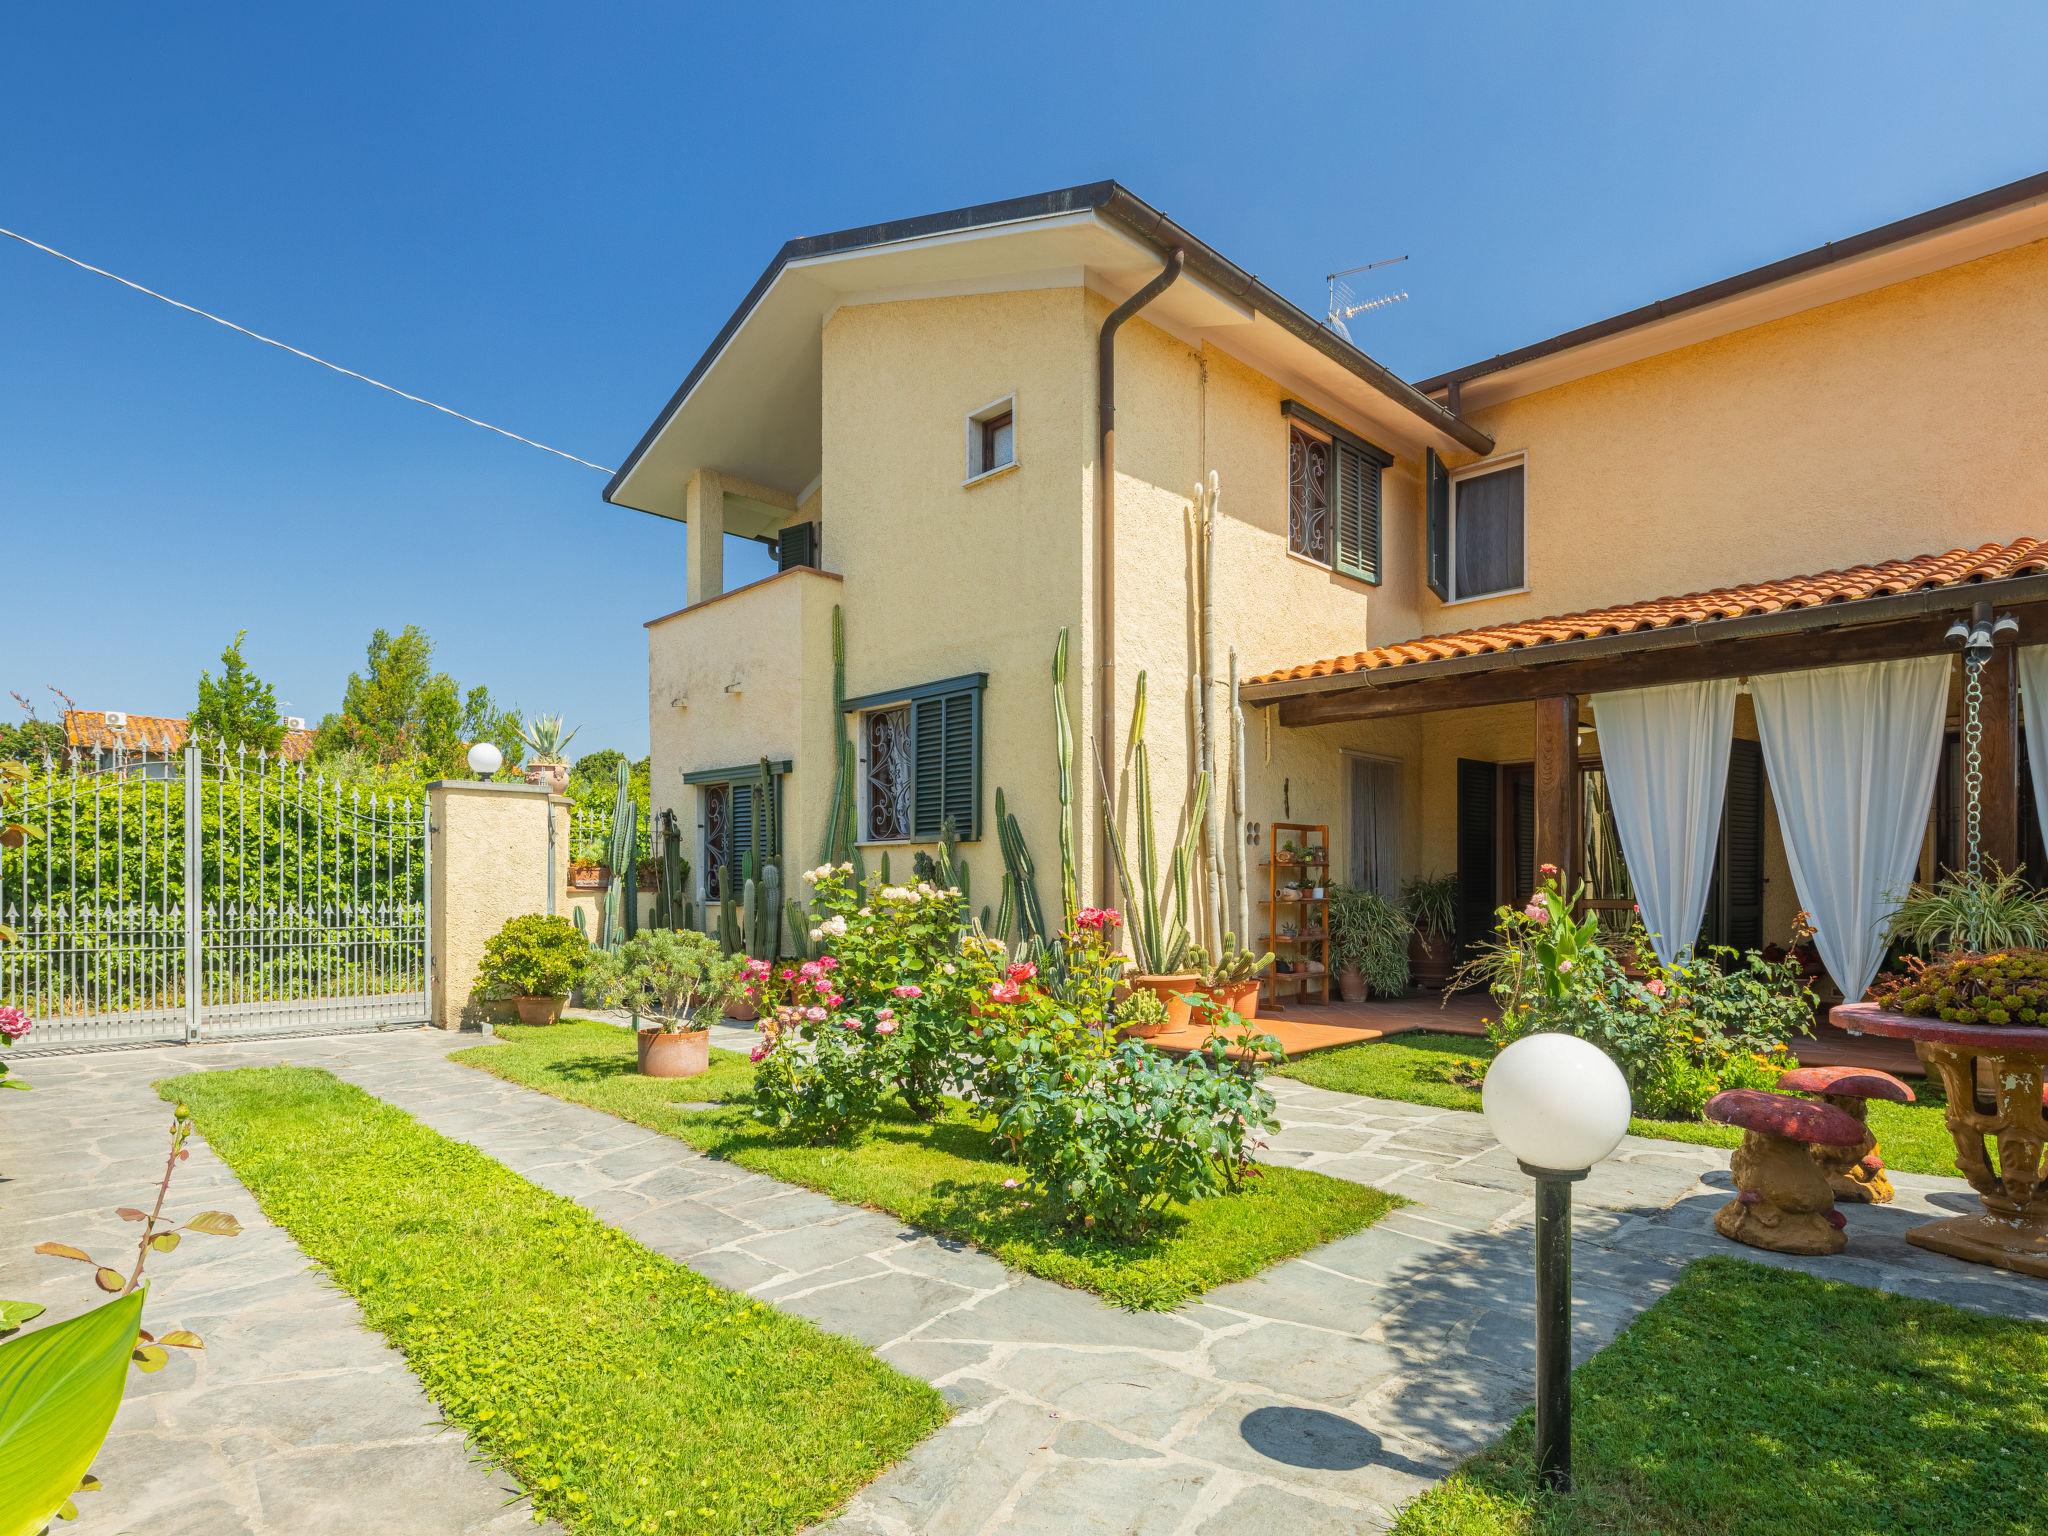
[994,788,1046,946]
[1099,671,1207,976]
[651,810,694,932]
[819,605,860,869]
[1052,626,1078,931]
[602,761,639,950]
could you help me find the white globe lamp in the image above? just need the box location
[1482,1032,1632,1175]
[466,740,503,781]
[1480,1032,1631,1496]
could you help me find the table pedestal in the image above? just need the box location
[1909,1039,2048,1279]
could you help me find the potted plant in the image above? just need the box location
[1400,871,1458,988]
[1100,673,1208,1031]
[1329,885,1412,1002]
[473,913,588,1025]
[517,713,579,794]
[1113,986,1172,1039]
[1198,935,1275,1020]
[580,928,745,1077]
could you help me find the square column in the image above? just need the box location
[1534,694,1581,893]
[685,469,726,606]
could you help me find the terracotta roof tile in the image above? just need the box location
[1250,539,2048,686]
[62,711,318,762]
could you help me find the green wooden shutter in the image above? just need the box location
[1332,442,1382,583]
[1714,739,1766,952]
[1426,449,1451,600]
[777,521,819,571]
[911,687,982,840]
[1455,758,1500,955]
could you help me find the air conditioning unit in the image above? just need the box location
[284,716,306,730]
[103,711,127,731]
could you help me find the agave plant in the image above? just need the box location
[516,713,580,764]
[1888,866,2048,956]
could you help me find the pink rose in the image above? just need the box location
[892,984,923,999]
[1557,959,1574,974]
[1006,961,1037,984]
[748,1045,767,1062]
[1646,978,1667,998]
[875,1019,897,1035]
[818,956,840,971]
[876,1007,895,1021]
[0,1006,30,1041]
[805,1006,827,1022]
[1002,1178,1019,1189]
[989,981,1023,1005]
[1523,900,1546,920]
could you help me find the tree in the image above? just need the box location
[189,632,285,755]
[315,625,522,776]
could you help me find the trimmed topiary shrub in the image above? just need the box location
[1891,948,2048,1026]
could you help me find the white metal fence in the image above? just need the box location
[3,743,428,1052]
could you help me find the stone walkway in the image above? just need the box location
[7,1027,2044,1535]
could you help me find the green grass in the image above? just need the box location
[455,1021,1399,1310]
[1275,1031,1962,1178]
[165,1066,945,1536]
[1392,1256,2048,1536]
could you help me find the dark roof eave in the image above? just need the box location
[1414,167,2048,397]
[604,181,1491,505]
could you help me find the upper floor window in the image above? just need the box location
[1285,403,1388,583]
[1449,457,1526,602]
[846,674,986,841]
[966,396,1016,482]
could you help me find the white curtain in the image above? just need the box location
[2017,647,2048,851]
[1590,680,1739,967]
[1749,655,1951,1003]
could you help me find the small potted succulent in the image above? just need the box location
[1193,936,1275,1020]
[474,913,589,1025]
[1329,885,1413,1002]
[517,713,579,794]
[1113,986,1172,1039]
[580,928,745,1077]
[1400,872,1458,988]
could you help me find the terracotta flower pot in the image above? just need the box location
[1336,964,1368,1002]
[724,996,759,1022]
[523,759,569,794]
[637,1025,710,1078]
[1128,973,1199,1035]
[1408,929,1451,988]
[1208,979,1261,1020]
[513,994,566,1026]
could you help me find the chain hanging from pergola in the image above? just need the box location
[1948,600,2018,878]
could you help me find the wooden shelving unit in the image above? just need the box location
[1261,821,1330,1011]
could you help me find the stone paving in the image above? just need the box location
[7,1025,2045,1535]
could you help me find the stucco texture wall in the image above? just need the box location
[820,288,1090,919]
[1428,236,2048,634]
[428,783,571,1029]
[646,567,840,899]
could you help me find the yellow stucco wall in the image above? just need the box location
[1429,235,2048,632]
[645,567,840,900]
[427,783,571,1029]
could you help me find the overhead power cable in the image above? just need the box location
[0,223,616,474]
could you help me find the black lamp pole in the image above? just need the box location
[1521,1161,1585,1493]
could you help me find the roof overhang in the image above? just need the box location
[606,183,1491,520]
[1417,168,2048,412]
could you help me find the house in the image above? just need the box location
[63,710,319,773]
[605,171,2048,1008]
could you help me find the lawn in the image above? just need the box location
[454,1021,1399,1310]
[1392,1256,2048,1536]
[1276,1031,1962,1179]
[166,1066,945,1536]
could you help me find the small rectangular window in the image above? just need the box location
[1450,460,1526,601]
[1286,406,1387,581]
[967,396,1017,481]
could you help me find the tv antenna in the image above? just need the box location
[1325,255,1410,341]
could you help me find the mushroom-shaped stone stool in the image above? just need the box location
[1775,1066,1916,1204]
[1704,1089,1866,1256]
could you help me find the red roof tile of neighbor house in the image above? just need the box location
[62,711,318,762]
[1249,539,2048,686]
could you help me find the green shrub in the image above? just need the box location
[995,1030,1279,1238]
[1892,948,2048,1026]
[1330,885,1413,995]
[579,927,741,1027]
[472,913,588,999]
[1889,867,2048,956]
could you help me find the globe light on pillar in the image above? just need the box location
[466,741,503,782]
[1481,1032,1632,1494]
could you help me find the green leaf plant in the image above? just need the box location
[2,1100,241,1532]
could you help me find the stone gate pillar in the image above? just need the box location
[427,779,573,1030]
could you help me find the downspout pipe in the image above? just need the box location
[1095,247,1185,906]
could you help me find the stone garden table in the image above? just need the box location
[1832,1002,2048,1278]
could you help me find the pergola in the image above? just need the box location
[1241,544,2048,898]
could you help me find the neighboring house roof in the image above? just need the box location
[606,181,1491,519]
[1416,168,2048,411]
[62,711,318,761]
[1246,539,2048,690]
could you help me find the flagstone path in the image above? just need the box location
[7,1026,2043,1535]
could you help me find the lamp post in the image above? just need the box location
[466,741,503,782]
[1481,1032,1632,1494]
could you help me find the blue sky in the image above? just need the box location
[5,4,2045,755]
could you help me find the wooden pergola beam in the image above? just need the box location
[1272,606,2048,726]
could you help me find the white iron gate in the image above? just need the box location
[3,743,428,1052]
